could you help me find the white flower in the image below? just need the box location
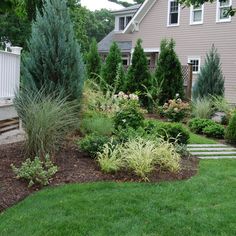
[176,93,180,98]
[129,94,139,100]
[118,91,125,97]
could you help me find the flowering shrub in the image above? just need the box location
[83,81,142,116]
[162,97,190,122]
[113,91,139,101]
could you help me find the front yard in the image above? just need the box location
[0,159,235,236]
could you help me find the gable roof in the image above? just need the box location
[98,31,132,53]
[123,0,157,33]
[111,4,141,15]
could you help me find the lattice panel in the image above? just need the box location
[181,65,189,87]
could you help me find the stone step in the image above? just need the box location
[188,147,236,151]
[198,156,236,159]
[193,151,236,156]
[187,144,227,147]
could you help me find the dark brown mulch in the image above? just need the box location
[0,141,199,212]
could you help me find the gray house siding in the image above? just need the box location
[112,0,236,103]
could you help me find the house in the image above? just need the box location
[98,0,236,103]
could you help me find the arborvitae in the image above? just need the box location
[193,45,224,100]
[115,62,126,92]
[101,42,122,87]
[126,39,151,105]
[21,0,85,100]
[155,39,184,105]
[86,38,101,80]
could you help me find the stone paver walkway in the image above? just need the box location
[187,144,236,159]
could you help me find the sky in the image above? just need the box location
[81,0,135,11]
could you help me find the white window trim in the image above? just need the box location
[122,56,130,66]
[167,0,180,27]
[216,0,232,23]
[188,56,201,74]
[118,15,133,31]
[190,4,204,25]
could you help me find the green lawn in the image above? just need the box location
[0,160,236,236]
[189,132,219,144]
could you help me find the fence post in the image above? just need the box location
[187,63,193,100]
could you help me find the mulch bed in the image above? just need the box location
[0,141,199,213]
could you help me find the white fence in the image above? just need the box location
[0,47,22,100]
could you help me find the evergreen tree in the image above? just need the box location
[155,39,184,105]
[86,38,101,80]
[193,45,224,100]
[126,39,151,105]
[101,42,122,87]
[115,62,126,92]
[21,0,85,100]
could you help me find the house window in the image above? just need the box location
[122,56,129,66]
[168,0,180,26]
[146,55,151,66]
[188,57,201,73]
[216,0,232,22]
[126,16,132,26]
[190,4,204,24]
[119,17,125,30]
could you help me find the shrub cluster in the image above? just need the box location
[188,118,216,134]
[203,123,225,139]
[188,118,225,139]
[11,155,58,188]
[78,134,110,157]
[145,120,190,144]
[225,111,236,144]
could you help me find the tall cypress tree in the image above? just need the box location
[155,39,184,104]
[193,45,224,100]
[115,62,126,92]
[101,42,122,87]
[86,38,101,80]
[126,39,151,104]
[21,0,85,100]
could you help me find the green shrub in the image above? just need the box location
[114,127,150,143]
[97,142,124,173]
[126,39,151,106]
[145,120,190,144]
[192,98,213,119]
[77,134,110,157]
[193,45,224,100]
[155,39,184,104]
[11,155,58,188]
[101,42,122,88]
[114,104,144,130]
[14,89,78,158]
[80,115,114,136]
[86,38,101,80]
[225,112,236,144]
[203,123,225,139]
[188,118,216,134]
